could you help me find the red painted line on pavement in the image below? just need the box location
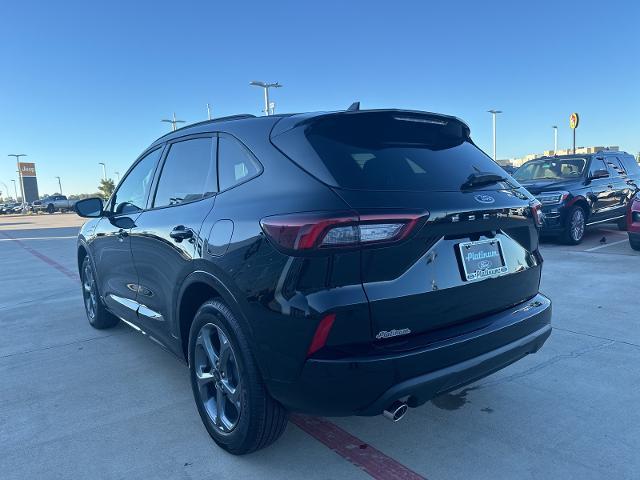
[0,231,79,281]
[290,414,426,480]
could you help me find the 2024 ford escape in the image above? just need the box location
[75,108,552,454]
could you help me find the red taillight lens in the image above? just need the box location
[307,313,336,357]
[530,200,544,227]
[260,210,428,252]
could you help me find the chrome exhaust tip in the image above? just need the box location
[383,401,408,422]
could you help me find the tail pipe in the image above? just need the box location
[383,401,408,422]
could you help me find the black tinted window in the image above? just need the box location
[273,113,508,191]
[111,148,162,214]
[218,135,261,190]
[606,157,626,177]
[153,137,216,207]
[621,156,640,174]
[589,159,608,176]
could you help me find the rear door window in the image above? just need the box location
[606,158,625,177]
[153,137,217,208]
[589,159,608,177]
[272,112,510,192]
[218,134,261,191]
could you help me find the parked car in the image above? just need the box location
[75,109,552,454]
[514,152,640,244]
[0,203,13,214]
[32,194,76,213]
[628,192,640,251]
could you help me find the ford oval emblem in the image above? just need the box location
[474,194,495,204]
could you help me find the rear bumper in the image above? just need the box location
[269,293,551,416]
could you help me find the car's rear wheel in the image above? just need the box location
[81,256,119,329]
[562,206,586,245]
[188,300,288,455]
[630,234,640,251]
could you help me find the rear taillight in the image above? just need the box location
[260,210,428,252]
[530,200,544,228]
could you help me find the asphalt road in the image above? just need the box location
[1,213,638,479]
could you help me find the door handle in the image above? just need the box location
[170,225,193,242]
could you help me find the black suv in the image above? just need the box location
[75,109,551,454]
[514,152,640,244]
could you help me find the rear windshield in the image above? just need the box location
[514,158,586,181]
[272,112,509,191]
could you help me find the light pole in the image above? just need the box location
[487,111,502,161]
[115,171,120,183]
[207,103,212,120]
[161,112,185,131]
[98,162,106,180]
[8,154,27,208]
[249,81,282,116]
[55,176,62,195]
[552,125,558,154]
[11,180,18,202]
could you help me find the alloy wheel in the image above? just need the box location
[194,323,242,433]
[82,262,97,320]
[570,208,585,242]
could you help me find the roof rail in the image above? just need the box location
[154,114,258,143]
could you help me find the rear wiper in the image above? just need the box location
[461,172,507,190]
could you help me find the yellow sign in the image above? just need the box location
[569,113,579,129]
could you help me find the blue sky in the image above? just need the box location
[1,0,638,196]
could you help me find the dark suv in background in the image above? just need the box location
[75,109,551,454]
[514,151,640,244]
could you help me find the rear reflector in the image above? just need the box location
[307,313,336,357]
[260,210,428,252]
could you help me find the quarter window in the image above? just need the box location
[153,137,217,208]
[110,148,162,215]
[218,135,261,191]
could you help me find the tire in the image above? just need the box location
[80,256,119,329]
[630,234,640,251]
[47,204,55,214]
[188,300,288,455]
[617,217,628,231]
[561,206,587,245]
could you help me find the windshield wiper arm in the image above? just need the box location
[460,172,507,190]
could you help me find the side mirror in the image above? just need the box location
[74,197,104,218]
[589,169,610,180]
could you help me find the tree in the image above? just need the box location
[98,178,115,199]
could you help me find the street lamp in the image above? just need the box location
[98,162,106,180]
[55,176,62,195]
[487,110,502,161]
[161,112,185,131]
[249,81,282,116]
[8,154,27,208]
[207,103,212,120]
[11,180,18,202]
[115,171,120,183]
[552,125,558,154]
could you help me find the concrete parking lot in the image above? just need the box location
[1,213,638,480]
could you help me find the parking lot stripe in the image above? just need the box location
[0,231,78,280]
[584,239,629,252]
[0,235,76,241]
[291,414,426,480]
